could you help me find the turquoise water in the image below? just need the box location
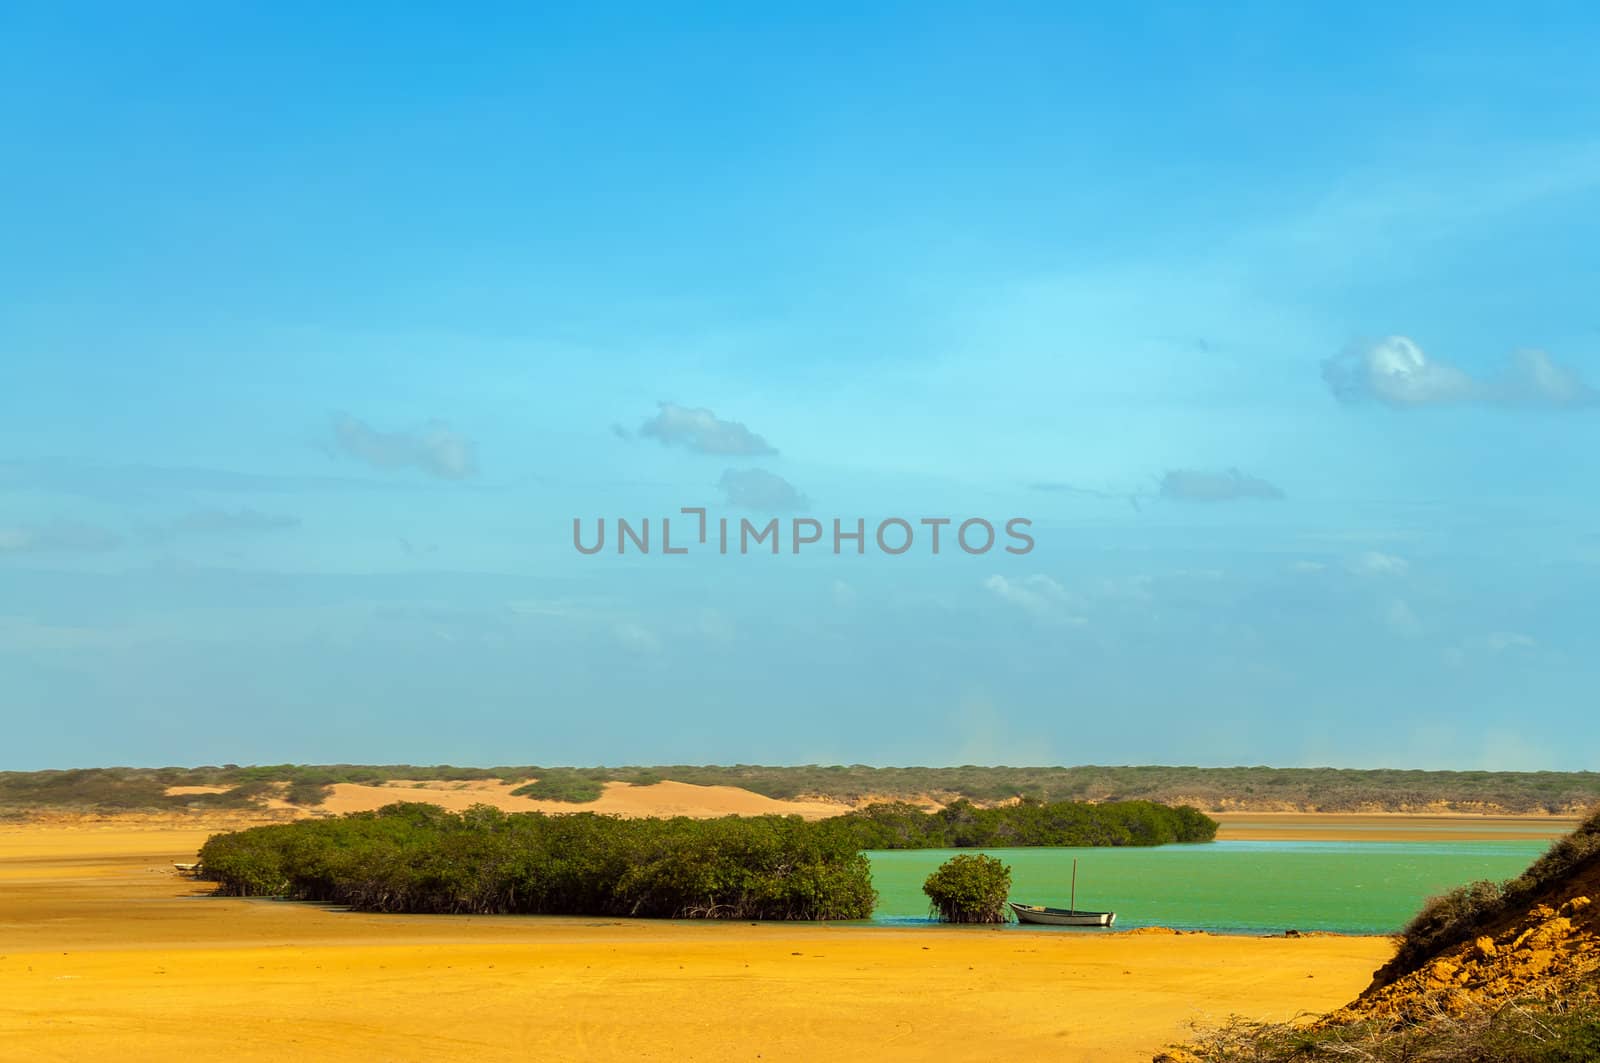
[865,840,1550,934]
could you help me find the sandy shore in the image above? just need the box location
[1211,812,1580,843]
[0,822,1393,1062]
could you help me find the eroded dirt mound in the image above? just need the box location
[1334,870,1600,1025]
[1340,898,1598,1023]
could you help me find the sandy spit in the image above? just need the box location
[1210,812,1580,843]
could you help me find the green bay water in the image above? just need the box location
[866,840,1549,934]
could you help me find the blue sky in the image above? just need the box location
[4,3,1599,771]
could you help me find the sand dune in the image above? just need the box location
[0,821,1391,1062]
[156,777,854,819]
[306,778,852,819]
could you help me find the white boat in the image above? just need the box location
[1008,902,1116,927]
[1009,857,1116,927]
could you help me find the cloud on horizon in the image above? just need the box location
[1383,597,1423,637]
[1159,468,1284,502]
[169,508,300,535]
[1322,336,1596,408]
[638,402,776,456]
[1029,481,1145,510]
[330,414,477,479]
[1348,551,1410,577]
[0,519,121,555]
[717,468,809,512]
[983,573,1088,624]
[0,458,440,502]
[613,621,662,655]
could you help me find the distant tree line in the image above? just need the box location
[642,764,1600,814]
[6,763,1597,816]
[836,798,1218,848]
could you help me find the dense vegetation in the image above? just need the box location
[0,764,523,812]
[198,803,877,920]
[838,798,1217,848]
[923,853,1012,924]
[510,767,666,802]
[1376,804,1600,987]
[509,771,604,803]
[6,763,1597,816]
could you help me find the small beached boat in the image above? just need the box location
[1009,857,1116,927]
[1008,902,1116,927]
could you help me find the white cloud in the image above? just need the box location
[1348,551,1410,577]
[984,574,1088,624]
[1444,632,1538,666]
[1485,631,1536,653]
[0,615,128,650]
[0,457,436,500]
[1091,573,1156,605]
[717,468,809,512]
[613,622,662,655]
[638,402,776,455]
[1322,335,1596,408]
[1503,349,1595,406]
[170,508,299,534]
[330,414,477,479]
[1383,598,1422,637]
[0,520,121,554]
[505,599,598,620]
[695,609,736,643]
[1323,336,1476,406]
[1159,467,1284,502]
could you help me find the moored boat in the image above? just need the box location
[1009,902,1116,927]
[1009,856,1116,926]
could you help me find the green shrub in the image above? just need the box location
[283,780,331,806]
[923,852,1011,924]
[510,771,605,803]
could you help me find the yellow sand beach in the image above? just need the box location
[0,818,1396,1062]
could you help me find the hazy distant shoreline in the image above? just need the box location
[5,763,1595,824]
